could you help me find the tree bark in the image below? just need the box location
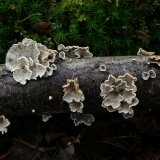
[0,56,159,116]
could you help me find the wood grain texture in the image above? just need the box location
[0,56,160,116]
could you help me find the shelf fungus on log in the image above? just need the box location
[100,73,139,119]
[62,78,85,113]
[5,38,57,85]
[70,113,95,126]
[57,44,93,58]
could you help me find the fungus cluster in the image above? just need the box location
[62,78,85,113]
[100,73,139,119]
[70,113,95,126]
[5,38,57,85]
[0,115,10,134]
[57,44,93,58]
[142,70,156,80]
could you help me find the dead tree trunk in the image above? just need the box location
[0,56,159,116]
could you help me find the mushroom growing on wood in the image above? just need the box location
[5,38,57,85]
[137,48,155,56]
[57,44,93,58]
[70,113,95,126]
[62,78,85,113]
[100,73,139,119]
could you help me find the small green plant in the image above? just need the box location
[0,0,160,63]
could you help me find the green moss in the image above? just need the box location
[0,0,160,63]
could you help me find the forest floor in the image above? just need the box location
[0,113,160,160]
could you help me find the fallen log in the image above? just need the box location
[0,56,160,116]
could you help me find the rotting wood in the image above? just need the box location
[0,56,160,116]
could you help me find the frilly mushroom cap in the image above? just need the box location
[63,79,85,103]
[37,43,49,66]
[63,78,80,93]
[100,83,112,97]
[12,56,30,71]
[69,101,83,113]
[13,66,32,85]
[100,73,139,118]
[12,57,32,85]
[30,62,46,80]
[148,55,160,66]
[104,75,117,86]
[63,90,85,103]
[70,113,95,126]
[102,91,123,109]
[74,47,93,58]
[22,38,33,45]
[6,38,58,84]
[0,115,10,134]
[118,98,139,115]
[121,90,136,103]
[59,51,66,60]
[142,71,150,80]
[118,98,139,114]
[118,73,137,92]
[5,41,40,71]
[142,70,156,80]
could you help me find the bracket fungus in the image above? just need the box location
[137,48,155,56]
[142,70,156,80]
[0,115,10,134]
[57,44,93,58]
[148,55,160,66]
[62,78,85,113]
[70,113,95,126]
[5,38,57,85]
[100,73,139,119]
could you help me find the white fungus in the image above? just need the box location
[5,38,57,85]
[57,44,93,58]
[0,115,10,134]
[148,55,160,66]
[70,113,95,126]
[142,70,156,80]
[100,73,139,119]
[63,78,85,113]
[137,48,155,56]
